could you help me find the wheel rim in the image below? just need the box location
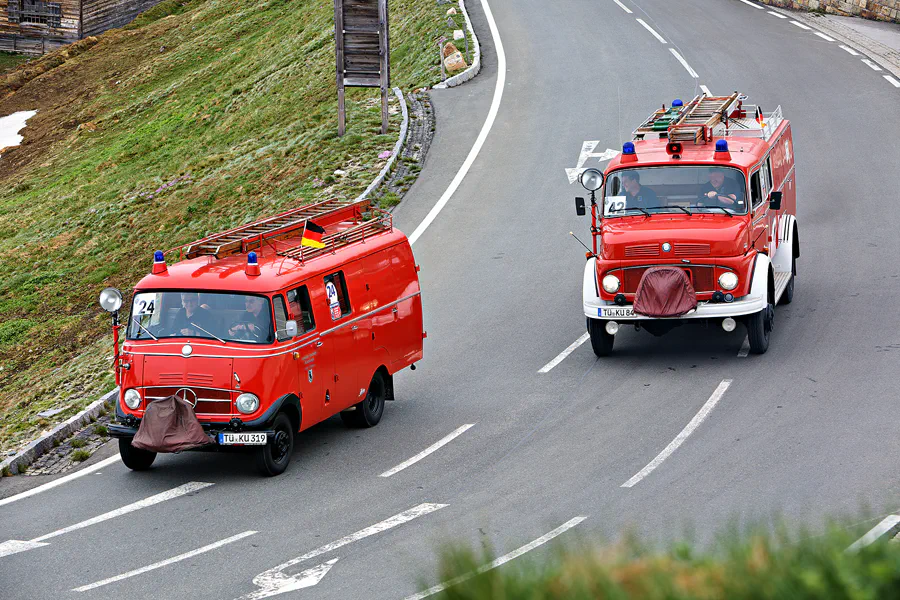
[271,429,291,463]
[366,379,384,415]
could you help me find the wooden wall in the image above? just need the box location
[81,0,160,38]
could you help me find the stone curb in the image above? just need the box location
[354,86,409,202]
[1,387,118,476]
[434,0,482,89]
[770,6,900,79]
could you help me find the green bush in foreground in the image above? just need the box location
[427,523,900,599]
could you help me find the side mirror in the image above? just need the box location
[769,191,783,211]
[575,197,586,216]
[285,320,298,338]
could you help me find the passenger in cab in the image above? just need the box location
[622,172,659,209]
[228,296,272,342]
[171,293,215,337]
[698,167,742,207]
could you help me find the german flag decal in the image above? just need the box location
[301,221,326,249]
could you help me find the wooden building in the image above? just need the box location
[0,0,162,53]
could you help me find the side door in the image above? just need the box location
[319,267,368,412]
[275,289,326,428]
[760,155,779,252]
[749,168,768,253]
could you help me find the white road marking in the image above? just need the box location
[621,380,732,488]
[768,10,787,18]
[790,20,811,30]
[839,44,860,56]
[884,75,900,88]
[565,143,620,184]
[813,32,836,42]
[72,531,258,592]
[612,0,632,14]
[861,59,882,71]
[0,540,49,558]
[699,84,712,96]
[380,424,475,477]
[241,503,447,600]
[847,515,900,552]
[669,48,699,78]
[408,0,505,246]
[404,517,587,600]
[538,333,590,374]
[0,454,121,508]
[635,18,667,44]
[737,336,750,358]
[737,0,764,9]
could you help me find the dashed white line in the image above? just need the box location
[669,48,699,78]
[737,0,764,9]
[538,333,589,374]
[737,336,750,358]
[73,531,258,592]
[884,75,900,88]
[813,32,836,42]
[635,18,667,44]
[0,454,121,508]
[790,20,812,30]
[847,515,900,552]
[839,44,860,56]
[408,0,505,245]
[861,58,883,71]
[380,424,475,477]
[699,84,712,96]
[768,10,787,18]
[613,0,632,14]
[404,516,587,600]
[621,380,732,488]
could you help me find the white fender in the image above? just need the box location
[748,251,772,306]
[583,257,599,307]
[771,214,797,274]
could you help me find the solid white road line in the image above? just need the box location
[884,75,900,88]
[699,84,712,96]
[73,531,257,592]
[813,32,836,42]
[404,516,588,600]
[621,380,732,488]
[635,18,667,44]
[768,10,787,19]
[380,424,476,477]
[861,59,882,71]
[613,0,633,14]
[0,454,121,508]
[738,0,764,9]
[669,48,699,78]
[790,20,812,30]
[538,333,589,374]
[839,44,860,56]
[737,336,750,358]
[408,0,505,246]
[242,503,447,600]
[0,539,49,558]
[847,515,900,552]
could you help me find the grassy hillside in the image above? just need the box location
[0,0,471,453]
[0,52,30,75]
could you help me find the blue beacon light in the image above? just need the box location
[248,251,258,264]
[154,250,165,262]
[622,142,636,155]
[716,139,729,152]
[672,99,684,108]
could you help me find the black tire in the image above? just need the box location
[341,371,386,428]
[119,438,156,471]
[255,413,294,476]
[747,302,774,355]
[780,254,795,305]
[586,317,615,357]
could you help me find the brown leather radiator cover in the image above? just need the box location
[633,267,698,318]
[131,396,212,453]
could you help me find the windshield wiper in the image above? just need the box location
[190,322,226,344]
[131,317,158,340]
[641,206,693,216]
[700,206,734,217]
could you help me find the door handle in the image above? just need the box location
[316,341,323,347]
[351,325,358,331]
[392,308,398,314]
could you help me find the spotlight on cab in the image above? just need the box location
[579,168,605,192]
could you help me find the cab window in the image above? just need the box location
[750,171,763,208]
[323,271,351,321]
[273,295,290,341]
[286,285,316,333]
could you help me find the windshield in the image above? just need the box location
[126,291,275,344]
[603,166,748,217]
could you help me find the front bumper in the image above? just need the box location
[109,420,275,448]
[584,293,765,321]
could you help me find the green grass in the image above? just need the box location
[69,438,86,448]
[93,424,108,436]
[0,0,464,452]
[71,449,91,462]
[0,51,30,76]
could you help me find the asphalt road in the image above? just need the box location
[2,1,899,598]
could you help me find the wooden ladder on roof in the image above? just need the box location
[667,92,741,143]
[277,210,392,264]
[179,198,369,260]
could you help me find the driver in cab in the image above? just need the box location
[228,296,270,341]
[171,293,214,337]
[622,172,658,209]
[698,167,743,207]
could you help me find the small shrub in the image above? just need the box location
[93,424,108,436]
[1,466,10,477]
[70,438,86,448]
[71,450,90,462]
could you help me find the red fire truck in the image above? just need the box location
[99,199,424,475]
[577,93,798,356]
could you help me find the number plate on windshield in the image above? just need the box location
[599,307,634,318]
[218,432,267,446]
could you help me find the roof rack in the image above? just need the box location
[175,198,374,260]
[276,209,392,265]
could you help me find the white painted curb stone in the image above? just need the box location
[355,86,409,202]
[434,0,482,89]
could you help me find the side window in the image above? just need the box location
[273,295,290,341]
[286,286,316,333]
[750,171,763,208]
[764,156,773,196]
[323,271,351,321]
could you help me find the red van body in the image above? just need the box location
[106,199,424,475]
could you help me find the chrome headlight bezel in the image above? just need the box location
[601,274,621,294]
[718,271,739,291]
[124,388,141,410]
[235,393,260,415]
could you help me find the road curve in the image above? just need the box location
[2,1,899,598]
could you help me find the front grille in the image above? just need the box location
[674,243,710,256]
[186,373,215,387]
[625,244,660,258]
[142,386,234,416]
[620,265,715,294]
[157,372,183,385]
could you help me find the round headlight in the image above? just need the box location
[124,388,141,410]
[580,168,605,192]
[718,272,739,291]
[99,287,123,313]
[235,393,260,415]
[602,274,621,294]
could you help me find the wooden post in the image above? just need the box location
[334,0,346,137]
[379,0,390,134]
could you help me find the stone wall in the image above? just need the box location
[758,0,899,22]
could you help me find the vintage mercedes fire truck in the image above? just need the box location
[577,93,799,356]
[99,199,424,475]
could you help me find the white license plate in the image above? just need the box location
[599,307,634,318]
[218,432,267,446]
